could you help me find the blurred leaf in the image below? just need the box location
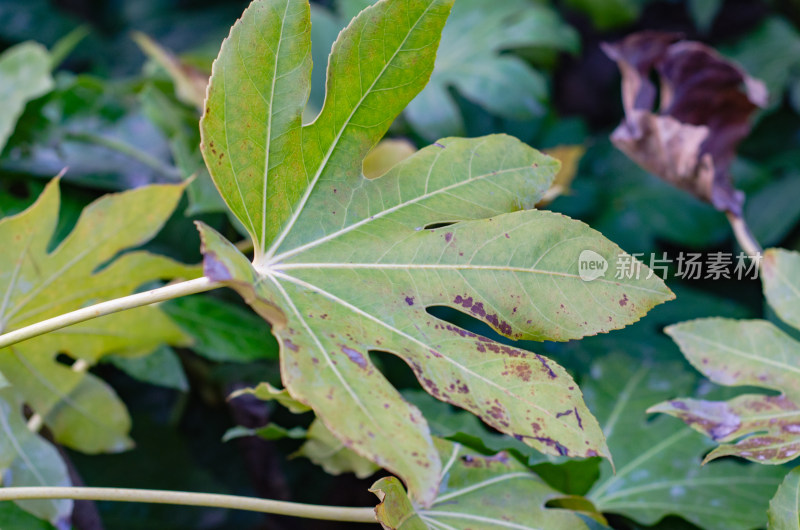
[163,294,277,363]
[371,439,601,529]
[0,42,54,152]
[107,345,189,392]
[0,501,54,530]
[769,466,800,530]
[652,319,800,465]
[1,74,177,190]
[585,353,784,529]
[746,176,800,248]
[563,0,646,30]
[222,423,305,442]
[405,0,579,141]
[133,32,208,110]
[362,139,417,180]
[0,388,71,525]
[688,0,723,32]
[140,85,225,215]
[763,248,800,331]
[576,143,730,252]
[229,382,311,414]
[293,419,380,479]
[537,145,585,206]
[604,32,766,216]
[0,179,195,454]
[724,17,800,113]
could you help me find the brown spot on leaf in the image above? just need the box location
[444,232,453,243]
[619,294,629,306]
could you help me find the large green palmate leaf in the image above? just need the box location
[0,179,196,455]
[370,438,602,529]
[769,465,800,529]
[584,354,785,529]
[0,41,54,152]
[650,319,800,465]
[199,0,672,504]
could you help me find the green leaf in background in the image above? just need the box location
[199,0,672,503]
[769,466,800,530]
[107,345,189,392]
[0,42,54,152]
[230,382,311,414]
[293,419,380,479]
[0,501,54,530]
[0,386,71,526]
[724,17,800,113]
[651,319,800,465]
[163,294,277,363]
[562,0,647,30]
[0,179,196,456]
[763,248,800,331]
[222,423,306,442]
[687,0,723,33]
[584,354,784,529]
[1,74,178,190]
[140,85,226,215]
[404,0,579,141]
[371,438,603,529]
[746,177,800,248]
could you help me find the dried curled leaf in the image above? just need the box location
[603,31,767,215]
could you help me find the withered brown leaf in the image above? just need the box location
[603,31,767,215]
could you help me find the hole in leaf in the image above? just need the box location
[55,352,77,367]
[423,221,457,230]
[544,495,600,513]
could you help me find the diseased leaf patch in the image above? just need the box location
[199,0,672,504]
[651,319,800,465]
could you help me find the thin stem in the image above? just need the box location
[0,277,220,349]
[65,131,182,182]
[726,211,762,258]
[0,487,377,523]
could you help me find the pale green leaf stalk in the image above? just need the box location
[198,0,673,504]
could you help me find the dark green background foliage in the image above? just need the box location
[1,0,799,528]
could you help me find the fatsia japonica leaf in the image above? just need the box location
[769,465,800,529]
[0,42,54,152]
[199,0,672,504]
[370,439,603,530]
[585,354,785,530]
[0,178,196,455]
[650,319,800,465]
[0,384,71,526]
[763,248,800,331]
